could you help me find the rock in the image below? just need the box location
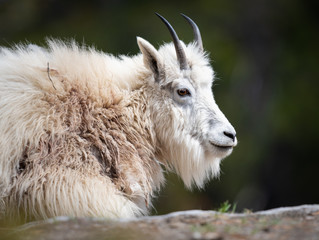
[1,205,319,240]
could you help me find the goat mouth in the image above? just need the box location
[209,142,233,151]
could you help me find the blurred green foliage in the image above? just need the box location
[0,0,318,215]
[216,201,237,213]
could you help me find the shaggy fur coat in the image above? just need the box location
[0,41,164,220]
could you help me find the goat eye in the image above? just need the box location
[177,88,191,97]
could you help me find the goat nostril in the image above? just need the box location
[223,131,236,141]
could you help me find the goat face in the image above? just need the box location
[137,14,237,188]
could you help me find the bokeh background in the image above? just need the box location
[1,0,318,214]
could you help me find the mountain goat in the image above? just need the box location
[0,13,237,221]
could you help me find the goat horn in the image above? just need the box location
[181,13,203,52]
[155,13,188,70]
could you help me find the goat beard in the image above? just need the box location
[156,134,221,189]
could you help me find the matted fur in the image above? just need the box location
[0,36,236,221]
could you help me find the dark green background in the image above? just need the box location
[1,0,318,214]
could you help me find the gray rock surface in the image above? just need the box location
[1,205,319,240]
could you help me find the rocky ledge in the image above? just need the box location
[1,205,319,240]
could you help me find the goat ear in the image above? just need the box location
[137,37,163,81]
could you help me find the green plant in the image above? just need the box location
[216,201,237,213]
